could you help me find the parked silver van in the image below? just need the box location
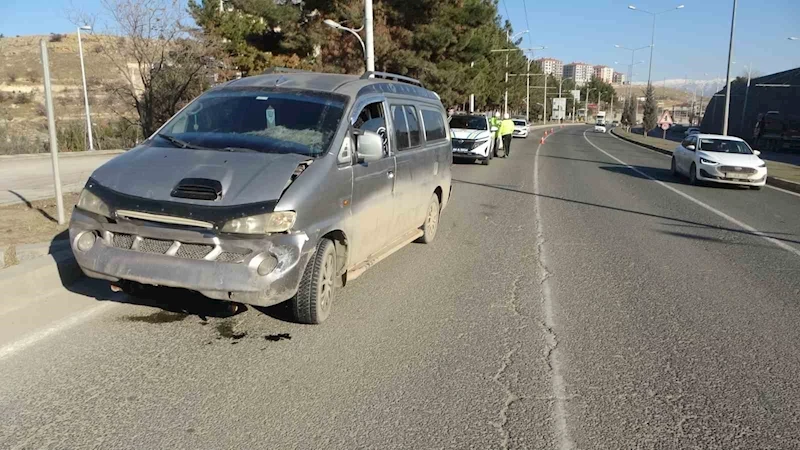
[69,71,452,323]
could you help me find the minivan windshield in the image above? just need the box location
[698,138,753,154]
[513,120,526,126]
[156,88,346,156]
[449,115,488,130]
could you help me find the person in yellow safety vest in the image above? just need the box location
[499,113,515,158]
[489,112,502,157]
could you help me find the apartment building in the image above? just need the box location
[613,71,627,84]
[563,62,594,85]
[535,58,564,77]
[593,65,615,84]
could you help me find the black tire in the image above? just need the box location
[291,239,336,324]
[481,154,490,165]
[689,163,699,185]
[670,156,678,177]
[751,185,763,190]
[419,194,440,244]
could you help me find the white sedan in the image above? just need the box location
[671,134,767,189]
[594,123,607,133]
[512,119,529,138]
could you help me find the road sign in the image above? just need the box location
[571,90,581,101]
[551,98,567,120]
[657,110,673,126]
[661,122,670,130]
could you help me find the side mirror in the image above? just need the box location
[753,150,761,156]
[686,144,696,151]
[356,130,384,163]
[491,126,498,132]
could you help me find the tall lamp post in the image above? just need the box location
[77,25,94,151]
[722,0,738,136]
[323,19,366,68]
[615,44,650,99]
[628,4,684,87]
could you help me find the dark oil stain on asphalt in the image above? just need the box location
[123,311,189,324]
[215,321,247,340]
[265,333,292,342]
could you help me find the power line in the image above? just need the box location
[521,0,532,50]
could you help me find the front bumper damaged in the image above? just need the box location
[69,208,315,307]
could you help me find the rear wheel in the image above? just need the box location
[291,239,336,324]
[419,194,440,244]
[689,163,699,185]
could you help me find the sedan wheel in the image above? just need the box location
[670,156,678,177]
[689,163,699,185]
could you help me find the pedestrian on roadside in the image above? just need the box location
[489,111,502,156]
[499,113,515,157]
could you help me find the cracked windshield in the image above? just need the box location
[2,0,800,448]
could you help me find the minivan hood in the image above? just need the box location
[90,146,311,206]
[697,151,762,166]
[450,128,491,141]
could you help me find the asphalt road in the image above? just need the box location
[0,151,120,206]
[2,126,800,449]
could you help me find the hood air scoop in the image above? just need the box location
[170,178,223,201]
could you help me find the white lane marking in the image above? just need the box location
[0,303,115,361]
[608,131,800,199]
[534,139,575,450]
[584,130,800,258]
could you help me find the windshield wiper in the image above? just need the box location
[222,147,260,153]
[157,133,208,150]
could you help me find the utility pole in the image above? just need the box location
[365,0,375,72]
[722,0,737,135]
[543,74,548,125]
[77,25,94,151]
[40,40,65,225]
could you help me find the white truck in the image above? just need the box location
[596,111,607,125]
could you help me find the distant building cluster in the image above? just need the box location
[534,58,628,86]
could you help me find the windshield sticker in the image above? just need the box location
[256,96,270,101]
[266,106,276,128]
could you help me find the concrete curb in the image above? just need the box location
[0,149,125,161]
[611,129,800,194]
[0,250,81,315]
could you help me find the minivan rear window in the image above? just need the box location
[156,88,346,156]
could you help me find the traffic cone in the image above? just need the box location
[540,135,545,144]
[551,128,554,133]
[544,130,548,136]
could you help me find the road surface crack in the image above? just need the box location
[491,348,521,450]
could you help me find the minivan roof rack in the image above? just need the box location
[361,71,424,88]
[263,67,313,75]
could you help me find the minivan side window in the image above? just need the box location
[391,105,410,150]
[421,109,446,141]
[404,106,421,147]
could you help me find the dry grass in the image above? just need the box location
[0,192,79,250]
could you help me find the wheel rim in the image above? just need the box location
[427,201,439,238]
[318,252,335,314]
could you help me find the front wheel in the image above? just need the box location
[688,163,699,185]
[670,156,678,177]
[751,185,763,190]
[481,155,490,165]
[291,239,336,324]
[419,194,440,244]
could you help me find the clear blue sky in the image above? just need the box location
[2,0,799,81]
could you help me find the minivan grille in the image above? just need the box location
[170,178,222,201]
[106,232,250,263]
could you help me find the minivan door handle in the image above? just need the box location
[387,170,395,179]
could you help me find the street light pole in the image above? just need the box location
[722,0,738,136]
[324,19,366,68]
[628,4,685,87]
[365,0,375,72]
[503,30,529,117]
[77,25,94,151]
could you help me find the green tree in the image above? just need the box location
[621,96,636,129]
[642,84,657,135]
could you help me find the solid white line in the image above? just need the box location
[0,303,115,361]
[583,130,800,258]
[534,140,575,450]
[608,131,800,199]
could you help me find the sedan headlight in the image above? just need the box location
[77,189,111,217]
[758,162,766,168]
[471,139,489,150]
[221,211,296,234]
[699,158,718,165]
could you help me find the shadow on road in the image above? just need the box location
[599,165,681,184]
[452,178,800,246]
[8,189,58,222]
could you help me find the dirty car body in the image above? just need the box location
[69,72,452,320]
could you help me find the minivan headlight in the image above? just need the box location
[471,139,489,150]
[77,189,111,217]
[221,211,296,234]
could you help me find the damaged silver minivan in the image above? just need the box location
[69,71,452,323]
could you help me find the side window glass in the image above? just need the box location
[353,101,388,155]
[421,109,446,141]
[404,105,421,147]
[392,105,410,150]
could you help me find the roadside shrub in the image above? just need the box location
[49,33,65,43]
[36,103,47,117]
[0,92,11,103]
[12,92,33,104]
[28,73,41,84]
[8,73,18,83]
